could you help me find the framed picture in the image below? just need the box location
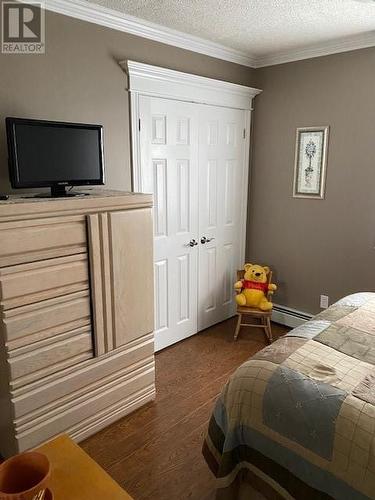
[293,126,329,199]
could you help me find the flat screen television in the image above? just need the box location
[6,117,105,197]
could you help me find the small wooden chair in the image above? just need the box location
[234,269,274,343]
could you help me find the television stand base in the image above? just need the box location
[31,185,91,198]
[32,191,89,198]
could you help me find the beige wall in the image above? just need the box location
[0,10,256,193]
[2,8,374,314]
[247,47,375,314]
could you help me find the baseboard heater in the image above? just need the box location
[272,304,313,329]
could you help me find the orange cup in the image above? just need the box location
[0,452,50,500]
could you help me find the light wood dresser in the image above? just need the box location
[0,190,155,458]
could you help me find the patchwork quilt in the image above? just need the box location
[203,293,375,500]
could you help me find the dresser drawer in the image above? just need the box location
[0,216,87,267]
[8,325,93,385]
[15,364,154,452]
[11,336,154,451]
[3,290,91,347]
[0,254,89,310]
[9,326,93,383]
[11,333,154,419]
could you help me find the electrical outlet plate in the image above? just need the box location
[320,295,329,309]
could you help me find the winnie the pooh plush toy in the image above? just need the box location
[234,263,277,311]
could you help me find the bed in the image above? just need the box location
[203,293,375,500]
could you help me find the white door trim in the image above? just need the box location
[125,60,261,304]
[240,109,252,271]
[122,61,261,111]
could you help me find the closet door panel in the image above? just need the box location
[139,96,199,351]
[198,106,246,330]
[200,245,217,314]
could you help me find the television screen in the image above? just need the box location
[6,118,104,193]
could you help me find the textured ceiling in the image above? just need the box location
[84,0,375,57]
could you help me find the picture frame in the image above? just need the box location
[293,126,329,199]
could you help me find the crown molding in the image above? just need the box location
[40,0,375,69]
[44,0,257,68]
[253,31,375,68]
[122,60,262,110]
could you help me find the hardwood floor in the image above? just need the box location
[82,317,288,500]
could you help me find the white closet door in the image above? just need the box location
[138,96,247,350]
[198,105,246,331]
[139,96,199,352]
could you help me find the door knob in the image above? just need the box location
[185,239,198,247]
[200,236,215,244]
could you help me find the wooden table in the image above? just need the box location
[35,435,133,500]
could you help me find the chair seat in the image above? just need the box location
[236,306,272,317]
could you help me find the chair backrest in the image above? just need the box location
[237,267,274,301]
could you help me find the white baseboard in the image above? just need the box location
[155,305,313,352]
[272,304,313,329]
